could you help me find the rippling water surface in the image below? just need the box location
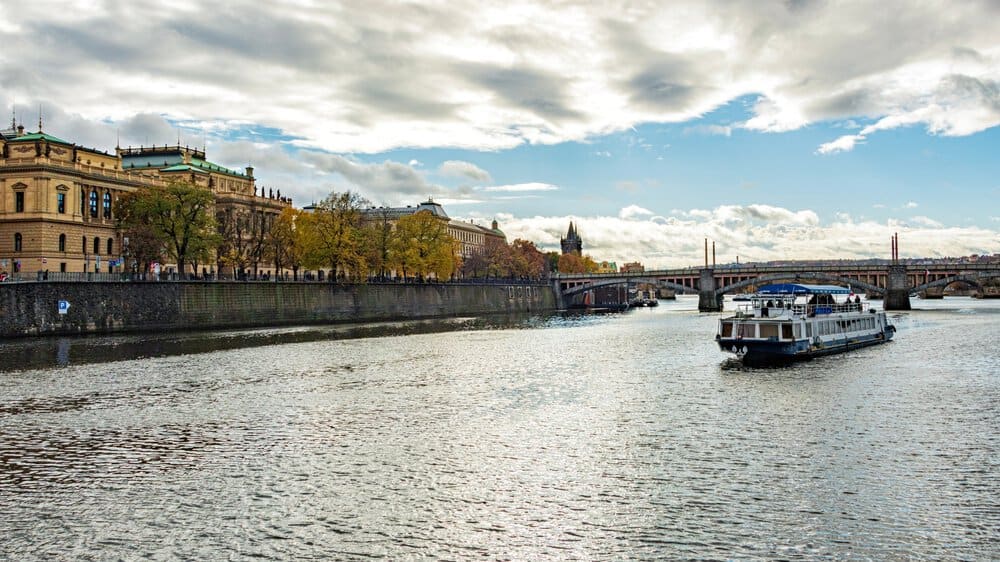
[1,297,997,560]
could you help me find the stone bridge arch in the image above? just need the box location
[910,272,1000,294]
[717,272,883,297]
[559,277,693,298]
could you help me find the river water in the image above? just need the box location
[0,297,997,560]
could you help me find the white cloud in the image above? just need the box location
[683,124,732,137]
[438,160,492,183]
[497,204,999,268]
[619,205,654,220]
[1,1,996,155]
[910,216,943,228]
[904,201,919,209]
[482,182,558,192]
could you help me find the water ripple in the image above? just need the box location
[0,299,997,560]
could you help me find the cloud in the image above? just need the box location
[493,204,999,268]
[1,1,996,155]
[438,160,492,183]
[904,201,919,208]
[910,216,943,228]
[481,182,558,192]
[619,205,654,220]
[683,124,732,137]
[296,152,458,206]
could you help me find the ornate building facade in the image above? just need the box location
[0,125,289,276]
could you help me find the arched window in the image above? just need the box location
[89,190,98,217]
[14,233,22,252]
[59,234,66,252]
[103,192,112,219]
[107,238,113,255]
[94,237,100,255]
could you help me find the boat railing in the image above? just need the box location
[734,299,871,317]
[791,302,870,316]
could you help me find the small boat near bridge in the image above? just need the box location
[716,283,896,366]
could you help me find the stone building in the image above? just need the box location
[560,221,582,255]
[363,199,506,260]
[0,125,289,276]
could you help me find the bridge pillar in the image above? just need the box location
[884,264,911,311]
[698,268,722,312]
[552,279,567,310]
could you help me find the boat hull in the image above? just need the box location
[718,328,894,366]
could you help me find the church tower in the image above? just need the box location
[560,221,583,255]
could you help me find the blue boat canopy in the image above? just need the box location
[756,283,851,295]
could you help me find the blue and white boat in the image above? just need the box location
[716,283,895,365]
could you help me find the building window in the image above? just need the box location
[81,188,86,214]
[14,233,22,252]
[15,191,24,213]
[57,192,66,213]
[89,190,98,217]
[60,262,66,273]
[59,234,66,252]
[94,237,100,255]
[107,238,113,255]
[103,192,112,219]
[82,236,87,254]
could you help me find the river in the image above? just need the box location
[0,296,997,560]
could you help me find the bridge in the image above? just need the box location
[552,262,1000,311]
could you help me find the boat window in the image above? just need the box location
[805,324,812,337]
[793,324,802,339]
[760,324,779,339]
[721,322,733,337]
[782,324,794,340]
[738,324,756,338]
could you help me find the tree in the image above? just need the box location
[114,192,164,273]
[300,191,370,281]
[545,251,561,274]
[510,239,547,279]
[361,206,395,279]
[459,249,489,279]
[268,207,305,280]
[558,253,587,273]
[484,237,513,278]
[388,211,458,280]
[217,203,272,279]
[115,180,219,277]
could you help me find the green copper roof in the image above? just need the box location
[160,164,209,173]
[9,131,72,145]
[189,158,245,176]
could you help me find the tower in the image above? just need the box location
[560,221,583,255]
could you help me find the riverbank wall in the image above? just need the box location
[0,282,557,337]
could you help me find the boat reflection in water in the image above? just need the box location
[717,283,895,366]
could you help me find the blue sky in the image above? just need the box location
[2,0,998,267]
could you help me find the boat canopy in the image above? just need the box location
[756,283,851,295]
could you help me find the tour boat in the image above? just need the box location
[716,283,895,366]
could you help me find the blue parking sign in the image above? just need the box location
[58,300,70,315]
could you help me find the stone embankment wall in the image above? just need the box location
[0,282,557,337]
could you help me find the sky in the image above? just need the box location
[1,0,998,268]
